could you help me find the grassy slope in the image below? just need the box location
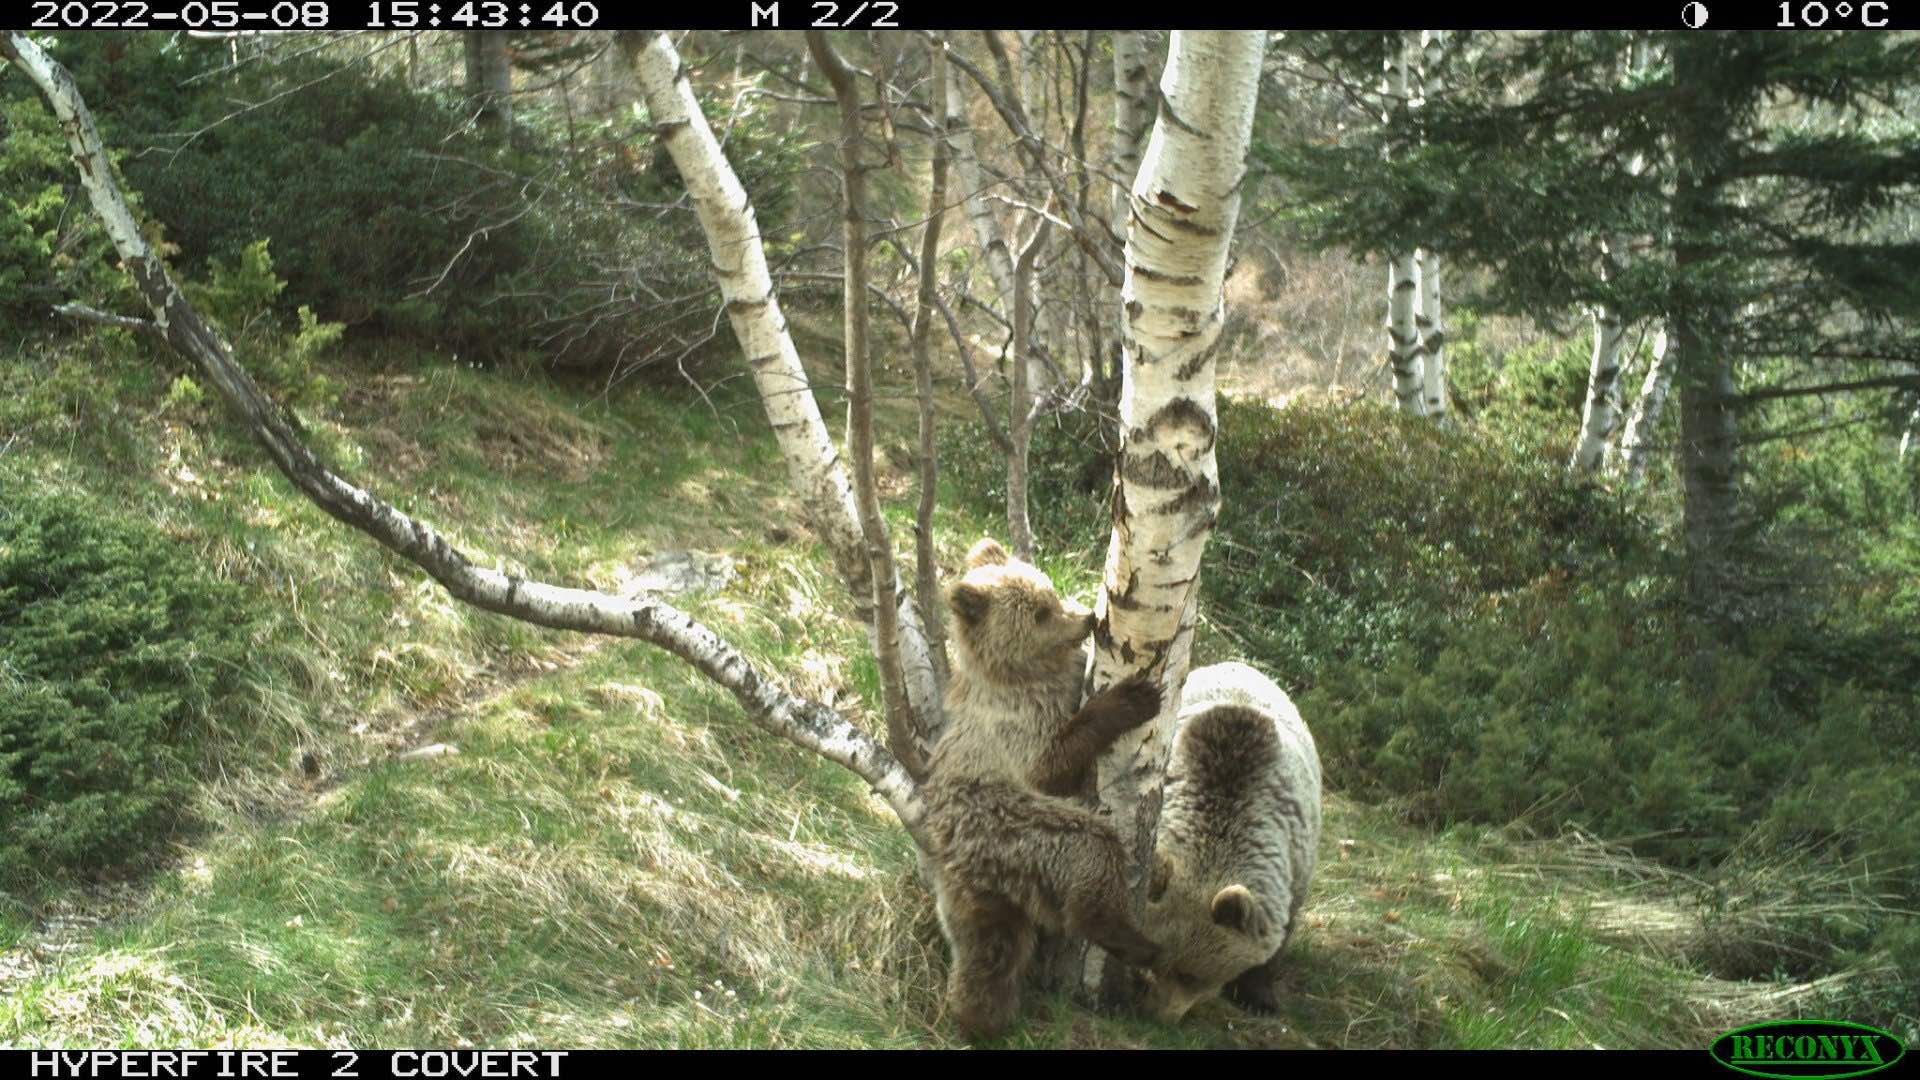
[0,330,1805,1049]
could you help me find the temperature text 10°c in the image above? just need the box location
[1777,0,1891,24]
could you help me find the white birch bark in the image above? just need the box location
[1414,32,1448,421]
[1899,397,1920,462]
[1572,42,1655,475]
[1417,249,1447,420]
[1610,325,1672,485]
[1007,215,1050,562]
[0,30,926,839]
[1383,35,1426,416]
[1105,31,1157,386]
[1083,29,1265,996]
[944,60,1019,324]
[1571,236,1631,474]
[624,33,940,745]
[1388,252,1425,415]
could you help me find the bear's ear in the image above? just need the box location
[948,582,992,625]
[1148,851,1174,902]
[966,538,1010,568]
[1210,885,1271,938]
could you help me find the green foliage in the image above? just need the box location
[180,238,344,411]
[0,486,256,885]
[0,95,140,325]
[12,34,810,377]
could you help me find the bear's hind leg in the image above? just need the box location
[944,890,1037,1041]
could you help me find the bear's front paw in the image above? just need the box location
[1224,969,1280,1014]
[1096,673,1162,732]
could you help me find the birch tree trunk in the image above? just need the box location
[1414,31,1448,421]
[1900,395,1920,462]
[0,30,927,840]
[944,60,1019,324]
[1610,326,1672,485]
[911,36,953,690]
[1008,215,1050,562]
[1572,42,1655,474]
[1571,237,1631,474]
[1383,35,1426,416]
[1417,249,1447,420]
[1082,29,1266,998]
[623,32,940,751]
[1106,31,1157,389]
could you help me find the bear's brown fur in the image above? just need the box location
[923,538,1163,1041]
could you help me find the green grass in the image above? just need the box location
[0,330,1869,1048]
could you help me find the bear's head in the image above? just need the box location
[1140,851,1284,1022]
[946,537,1095,684]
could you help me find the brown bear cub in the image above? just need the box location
[1140,662,1323,1022]
[923,538,1164,1041]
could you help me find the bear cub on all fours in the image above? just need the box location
[923,538,1165,1041]
[1142,661,1323,1023]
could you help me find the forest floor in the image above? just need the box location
[0,331,1860,1049]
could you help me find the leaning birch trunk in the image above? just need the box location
[808,30,928,781]
[1571,239,1631,474]
[0,30,927,841]
[623,32,940,751]
[1610,325,1672,485]
[944,61,1018,324]
[1082,29,1265,998]
[1383,35,1425,416]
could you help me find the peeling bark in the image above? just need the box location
[1083,30,1265,998]
[0,30,924,841]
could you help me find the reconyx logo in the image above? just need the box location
[1712,1020,1907,1080]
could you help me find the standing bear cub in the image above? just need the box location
[924,538,1164,1040]
[1141,661,1323,1022]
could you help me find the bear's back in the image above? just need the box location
[1160,662,1323,943]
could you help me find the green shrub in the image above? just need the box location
[0,486,255,884]
[0,94,142,327]
[13,34,809,377]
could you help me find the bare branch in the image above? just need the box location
[54,302,160,337]
[809,29,932,781]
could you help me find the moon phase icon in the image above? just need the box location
[1682,1,1710,26]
